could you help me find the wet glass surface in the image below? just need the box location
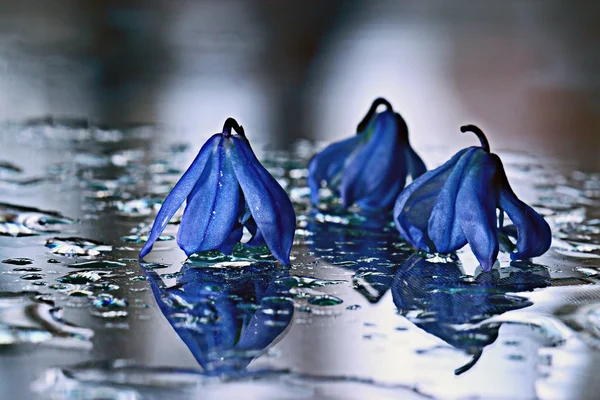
[0,120,599,399]
[1,2,600,399]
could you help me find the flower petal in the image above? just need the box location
[229,136,296,265]
[177,139,241,256]
[454,151,499,271]
[393,148,470,250]
[340,111,403,209]
[404,144,427,181]
[307,134,364,205]
[244,217,266,247]
[139,134,221,259]
[219,223,244,255]
[427,149,480,253]
[495,156,552,260]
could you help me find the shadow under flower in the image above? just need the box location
[391,254,551,375]
[146,261,294,376]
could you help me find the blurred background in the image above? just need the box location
[0,0,598,168]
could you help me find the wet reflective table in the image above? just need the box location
[1,120,600,400]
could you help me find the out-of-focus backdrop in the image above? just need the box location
[0,0,598,167]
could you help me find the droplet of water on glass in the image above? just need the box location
[92,294,128,310]
[46,237,112,257]
[57,270,113,284]
[13,267,42,272]
[67,260,126,269]
[3,257,34,265]
[20,274,44,281]
[308,295,343,306]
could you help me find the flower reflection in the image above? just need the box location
[307,212,413,303]
[146,262,294,375]
[391,254,550,375]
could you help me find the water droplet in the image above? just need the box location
[308,295,343,306]
[92,294,128,310]
[115,198,160,217]
[129,276,147,282]
[89,282,120,292]
[13,267,42,272]
[46,237,112,257]
[0,160,23,174]
[3,258,33,265]
[67,260,126,269]
[90,310,128,319]
[346,304,361,310]
[68,290,94,298]
[140,262,170,270]
[20,274,44,281]
[57,270,113,284]
[121,234,174,244]
[275,276,346,289]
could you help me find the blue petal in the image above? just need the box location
[244,217,266,247]
[404,144,427,181]
[393,148,471,250]
[229,136,296,265]
[453,151,499,271]
[219,223,244,255]
[139,134,221,259]
[307,134,364,205]
[340,111,404,209]
[427,149,480,253]
[495,155,552,260]
[177,138,241,256]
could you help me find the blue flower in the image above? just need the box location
[139,118,296,265]
[393,125,552,271]
[308,98,426,210]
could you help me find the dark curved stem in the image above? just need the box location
[356,97,393,133]
[454,349,483,375]
[222,117,246,137]
[460,124,490,152]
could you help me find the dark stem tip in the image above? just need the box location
[222,117,245,137]
[460,124,490,152]
[357,97,394,133]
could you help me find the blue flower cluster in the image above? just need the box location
[140,98,552,272]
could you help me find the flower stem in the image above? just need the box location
[357,97,393,132]
[460,125,490,152]
[222,117,246,137]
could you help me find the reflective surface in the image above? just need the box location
[1,1,600,399]
[0,120,598,399]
